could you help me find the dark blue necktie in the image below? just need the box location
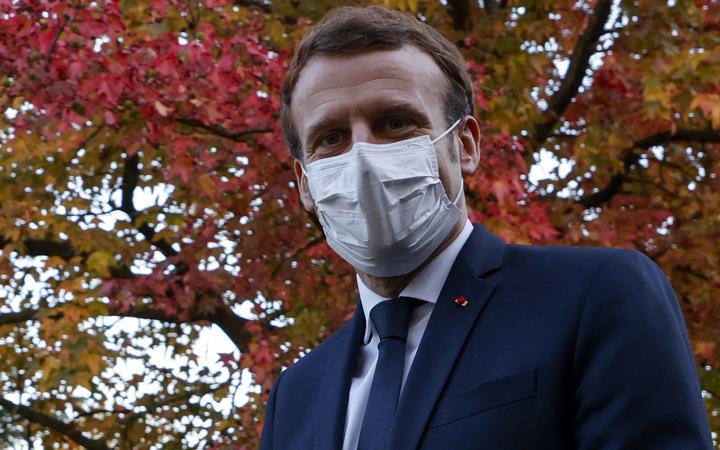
[357,297,422,450]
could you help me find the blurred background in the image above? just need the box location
[0,0,719,448]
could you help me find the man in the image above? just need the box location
[261,6,712,450]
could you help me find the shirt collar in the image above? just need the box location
[356,220,474,344]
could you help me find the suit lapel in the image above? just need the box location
[388,224,506,449]
[313,302,365,450]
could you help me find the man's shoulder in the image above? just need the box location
[503,242,651,275]
[494,243,665,299]
[499,243,671,318]
[506,241,632,259]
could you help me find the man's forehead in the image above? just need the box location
[296,46,443,89]
[291,46,447,132]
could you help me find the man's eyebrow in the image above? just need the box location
[374,102,429,120]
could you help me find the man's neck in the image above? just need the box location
[356,217,467,298]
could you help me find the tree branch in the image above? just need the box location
[0,301,255,352]
[205,306,254,352]
[76,378,230,422]
[15,237,74,259]
[0,397,110,450]
[678,266,712,282]
[0,235,134,278]
[483,0,508,14]
[633,128,720,149]
[177,118,272,141]
[0,308,36,326]
[233,0,272,14]
[122,303,258,363]
[120,153,139,216]
[533,0,613,145]
[447,0,474,32]
[77,123,106,152]
[110,303,257,355]
[118,153,178,258]
[579,128,720,208]
[45,16,71,69]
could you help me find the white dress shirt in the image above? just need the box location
[342,220,474,450]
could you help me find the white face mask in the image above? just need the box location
[302,119,464,277]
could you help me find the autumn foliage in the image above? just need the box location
[0,0,719,448]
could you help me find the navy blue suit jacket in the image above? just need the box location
[261,224,711,449]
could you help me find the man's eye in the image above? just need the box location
[386,117,413,130]
[319,132,342,147]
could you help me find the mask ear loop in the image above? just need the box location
[431,118,465,207]
[431,118,462,144]
[452,177,465,205]
[295,158,317,203]
[299,162,318,204]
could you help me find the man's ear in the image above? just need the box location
[458,115,481,176]
[293,158,316,212]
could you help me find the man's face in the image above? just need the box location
[290,45,480,213]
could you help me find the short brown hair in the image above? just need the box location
[280,6,474,160]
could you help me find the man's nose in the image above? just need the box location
[349,122,380,146]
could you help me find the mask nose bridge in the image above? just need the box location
[353,150,378,206]
[349,120,377,147]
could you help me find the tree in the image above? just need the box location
[0,0,718,448]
